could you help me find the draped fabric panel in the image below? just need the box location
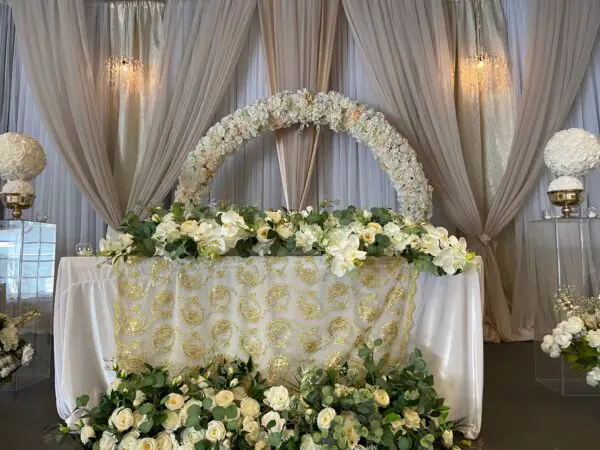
[104,1,165,213]
[11,0,123,227]
[258,0,339,210]
[509,0,600,333]
[127,0,256,213]
[485,0,600,238]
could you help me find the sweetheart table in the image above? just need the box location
[53,256,483,439]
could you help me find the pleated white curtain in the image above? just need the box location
[209,11,402,211]
[508,0,600,334]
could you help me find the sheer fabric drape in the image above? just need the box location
[508,0,600,333]
[11,0,123,227]
[258,0,339,209]
[343,0,600,341]
[127,0,256,213]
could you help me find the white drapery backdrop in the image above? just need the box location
[3,0,600,338]
[506,0,600,334]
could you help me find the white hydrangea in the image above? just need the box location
[175,90,433,222]
[548,175,584,192]
[586,367,600,387]
[544,128,600,177]
[587,329,600,348]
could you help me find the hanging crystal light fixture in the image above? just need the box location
[459,0,509,93]
[104,55,144,92]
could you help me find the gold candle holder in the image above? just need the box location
[0,192,35,219]
[548,189,583,218]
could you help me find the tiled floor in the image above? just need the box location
[1,343,600,449]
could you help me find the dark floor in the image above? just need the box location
[1,343,600,449]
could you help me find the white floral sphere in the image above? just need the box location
[0,132,46,180]
[548,175,583,192]
[544,128,600,177]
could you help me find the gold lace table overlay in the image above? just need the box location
[114,256,418,379]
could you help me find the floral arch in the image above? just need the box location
[175,90,432,222]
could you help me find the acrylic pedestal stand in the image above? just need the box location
[531,218,600,395]
[0,220,55,391]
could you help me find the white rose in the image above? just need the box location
[316,408,336,430]
[162,410,181,432]
[373,389,390,407]
[156,432,177,450]
[214,390,235,407]
[206,421,226,442]
[360,229,376,244]
[240,397,261,418]
[181,427,205,445]
[118,431,139,450]
[261,411,285,433]
[80,426,96,445]
[165,393,186,411]
[133,390,146,408]
[243,416,260,434]
[402,408,420,430]
[180,220,200,237]
[109,407,134,432]
[366,222,383,234]
[266,210,283,224]
[175,445,195,450]
[255,440,269,450]
[138,438,157,450]
[263,386,290,411]
[275,223,295,240]
[98,431,118,450]
[565,316,585,335]
[232,386,248,401]
[300,435,320,450]
[256,226,272,243]
[230,378,239,388]
[442,429,453,448]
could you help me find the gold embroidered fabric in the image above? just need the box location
[114,256,417,381]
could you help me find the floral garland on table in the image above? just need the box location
[541,287,600,387]
[0,310,38,381]
[100,202,477,277]
[53,343,470,450]
[174,90,432,223]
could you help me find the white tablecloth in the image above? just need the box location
[54,257,483,438]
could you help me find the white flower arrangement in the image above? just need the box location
[175,90,433,222]
[0,132,46,181]
[541,287,600,388]
[0,310,38,380]
[54,345,470,449]
[544,128,600,177]
[106,203,477,277]
[547,175,584,192]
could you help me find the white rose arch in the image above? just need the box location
[175,90,433,221]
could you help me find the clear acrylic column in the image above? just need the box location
[0,220,55,391]
[532,218,600,396]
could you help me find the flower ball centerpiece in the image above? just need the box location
[0,132,46,219]
[544,128,600,217]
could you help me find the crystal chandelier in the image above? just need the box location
[458,0,509,93]
[104,56,144,92]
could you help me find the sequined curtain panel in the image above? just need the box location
[113,256,417,381]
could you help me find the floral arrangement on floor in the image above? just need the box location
[0,310,38,381]
[53,343,470,450]
[540,287,600,387]
[175,90,432,222]
[99,202,477,277]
